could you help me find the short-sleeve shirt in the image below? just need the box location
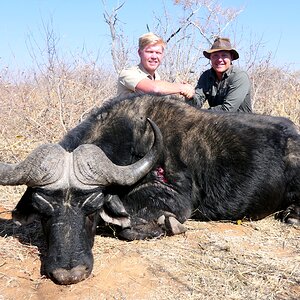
[188,65,252,113]
[117,64,161,97]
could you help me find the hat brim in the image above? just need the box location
[203,48,239,60]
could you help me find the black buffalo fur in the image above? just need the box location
[57,94,300,239]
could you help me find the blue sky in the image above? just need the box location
[0,0,299,72]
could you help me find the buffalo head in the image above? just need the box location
[0,119,162,284]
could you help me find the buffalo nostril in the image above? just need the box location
[50,265,91,285]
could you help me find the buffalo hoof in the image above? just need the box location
[49,265,91,285]
[157,214,187,235]
[276,204,300,225]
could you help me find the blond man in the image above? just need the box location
[117,32,194,98]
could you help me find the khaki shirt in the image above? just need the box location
[189,65,252,113]
[117,64,161,97]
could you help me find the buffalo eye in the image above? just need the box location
[81,191,105,215]
[31,192,55,217]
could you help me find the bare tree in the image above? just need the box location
[102,1,130,74]
[102,0,242,82]
[100,0,300,120]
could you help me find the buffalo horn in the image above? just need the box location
[0,144,65,186]
[73,118,163,186]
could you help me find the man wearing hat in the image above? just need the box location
[189,37,252,112]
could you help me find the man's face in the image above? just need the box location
[210,50,232,74]
[138,44,164,75]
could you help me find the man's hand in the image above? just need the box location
[179,83,195,99]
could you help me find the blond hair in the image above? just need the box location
[138,32,166,50]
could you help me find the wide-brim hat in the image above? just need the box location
[203,37,239,60]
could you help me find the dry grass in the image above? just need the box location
[0,64,116,162]
[251,66,300,125]
[1,200,299,299]
[0,64,300,299]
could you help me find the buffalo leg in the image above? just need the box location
[118,221,165,240]
[118,212,186,241]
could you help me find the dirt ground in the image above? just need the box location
[0,198,299,300]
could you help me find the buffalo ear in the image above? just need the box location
[99,194,131,228]
[104,194,129,217]
[12,187,39,225]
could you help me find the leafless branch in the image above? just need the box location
[102,1,128,74]
[166,8,200,43]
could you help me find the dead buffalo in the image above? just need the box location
[0,94,299,285]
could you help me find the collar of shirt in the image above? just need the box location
[138,63,160,80]
[209,65,234,81]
